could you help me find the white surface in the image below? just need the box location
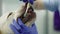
[35,10,47,34]
[2,0,24,14]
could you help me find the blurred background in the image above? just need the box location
[0,0,60,34]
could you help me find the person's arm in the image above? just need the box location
[33,0,58,11]
[58,1,60,14]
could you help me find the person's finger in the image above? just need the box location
[17,18,24,25]
[17,18,29,29]
[10,24,20,34]
[12,19,21,30]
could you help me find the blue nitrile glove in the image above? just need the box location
[10,18,38,34]
[54,9,60,31]
[19,0,35,4]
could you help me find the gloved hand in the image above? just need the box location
[19,0,36,4]
[10,18,38,34]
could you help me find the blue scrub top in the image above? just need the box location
[43,0,60,31]
[43,0,59,11]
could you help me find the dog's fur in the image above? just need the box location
[0,5,36,34]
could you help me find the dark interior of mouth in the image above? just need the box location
[17,6,34,24]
